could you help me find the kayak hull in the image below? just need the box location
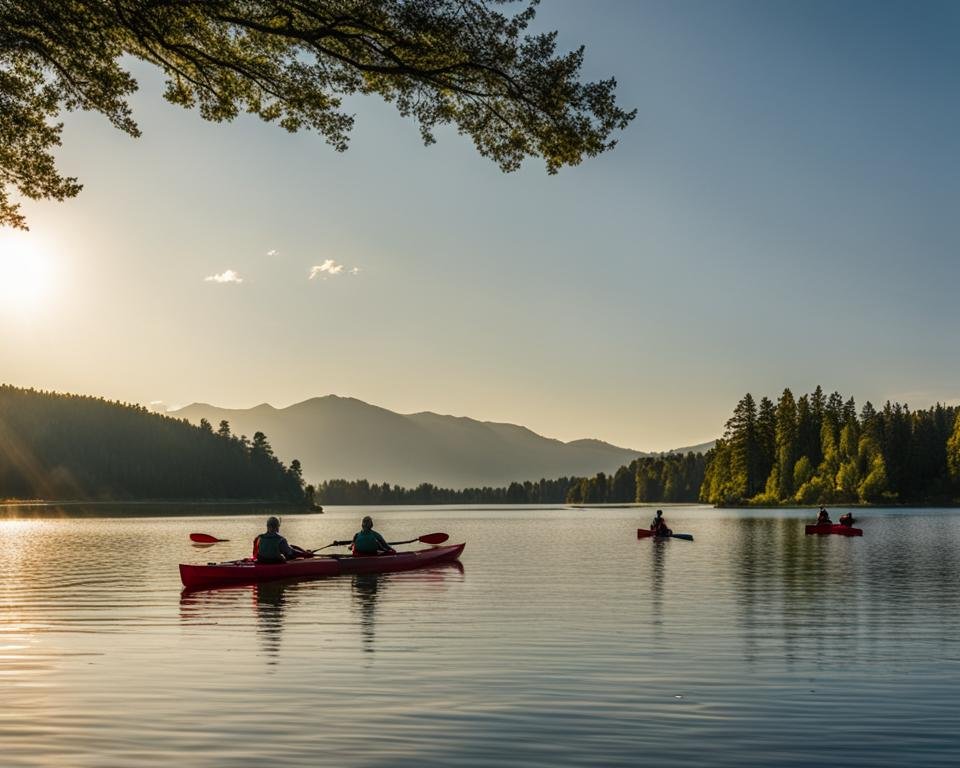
[805,524,863,536]
[339,543,466,574]
[638,529,694,541]
[179,543,465,589]
[179,557,340,589]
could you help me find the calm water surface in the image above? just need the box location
[2,505,959,766]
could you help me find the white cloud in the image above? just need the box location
[309,259,347,279]
[349,267,361,275]
[266,249,278,256]
[204,269,243,284]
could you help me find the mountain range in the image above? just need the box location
[172,396,713,489]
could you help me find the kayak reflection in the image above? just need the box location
[353,562,465,655]
[254,579,288,665]
[650,539,666,636]
[179,560,465,662]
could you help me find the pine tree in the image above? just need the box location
[773,389,798,501]
[947,412,960,492]
[724,393,764,501]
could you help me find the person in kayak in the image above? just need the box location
[352,516,396,557]
[650,509,672,537]
[838,512,856,527]
[253,517,312,563]
[816,507,832,525]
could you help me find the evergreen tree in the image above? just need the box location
[724,393,764,501]
[756,396,777,490]
[947,412,960,492]
[772,389,798,501]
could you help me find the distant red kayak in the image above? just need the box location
[180,543,465,589]
[805,524,863,536]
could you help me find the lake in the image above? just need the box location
[2,505,959,766]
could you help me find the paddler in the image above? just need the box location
[352,515,396,557]
[816,506,832,525]
[650,509,672,537]
[838,511,855,527]
[253,516,312,563]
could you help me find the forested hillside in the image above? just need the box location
[701,386,960,506]
[0,386,307,502]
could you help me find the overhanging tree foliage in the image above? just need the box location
[0,0,635,228]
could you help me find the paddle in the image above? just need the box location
[311,532,449,553]
[388,532,449,546]
[189,533,229,543]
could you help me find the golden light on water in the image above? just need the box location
[0,231,55,317]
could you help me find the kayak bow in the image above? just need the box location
[180,542,465,589]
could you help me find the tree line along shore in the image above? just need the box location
[2,385,959,507]
[309,386,960,507]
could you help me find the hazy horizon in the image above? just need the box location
[2,0,959,451]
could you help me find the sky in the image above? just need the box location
[1,0,959,451]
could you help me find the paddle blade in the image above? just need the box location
[189,533,227,543]
[671,533,694,541]
[637,528,654,539]
[419,532,449,545]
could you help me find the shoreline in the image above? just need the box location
[0,499,314,508]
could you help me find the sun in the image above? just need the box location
[0,231,54,315]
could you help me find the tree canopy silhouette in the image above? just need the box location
[0,0,635,228]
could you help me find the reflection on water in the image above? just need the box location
[352,573,381,654]
[351,562,467,654]
[3,507,960,766]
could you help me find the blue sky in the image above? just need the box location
[1,0,958,450]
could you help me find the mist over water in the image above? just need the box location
[2,506,959,766]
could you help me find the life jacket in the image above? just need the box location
[254,531,284,561]
[352,529,383,555]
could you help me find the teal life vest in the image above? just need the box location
[256,531,284,561]
[353,529,383,555]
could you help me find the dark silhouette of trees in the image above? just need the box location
[0,385,306,502]
[1,0,635,229]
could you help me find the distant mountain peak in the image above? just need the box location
[171,396,657,488]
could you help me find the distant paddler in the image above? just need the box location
[650,509,672,537]
[253,516,313,563]
[838,511,856,527]
[816,506,832,525]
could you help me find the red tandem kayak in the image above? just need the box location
[805,524,863,536]
[180,543,466,589]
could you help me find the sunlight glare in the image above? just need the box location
[0,231,54,316]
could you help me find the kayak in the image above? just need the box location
[179,543,466,589]
[638,529,694,542]
[337,544,466,574]
[805,524,863,536]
